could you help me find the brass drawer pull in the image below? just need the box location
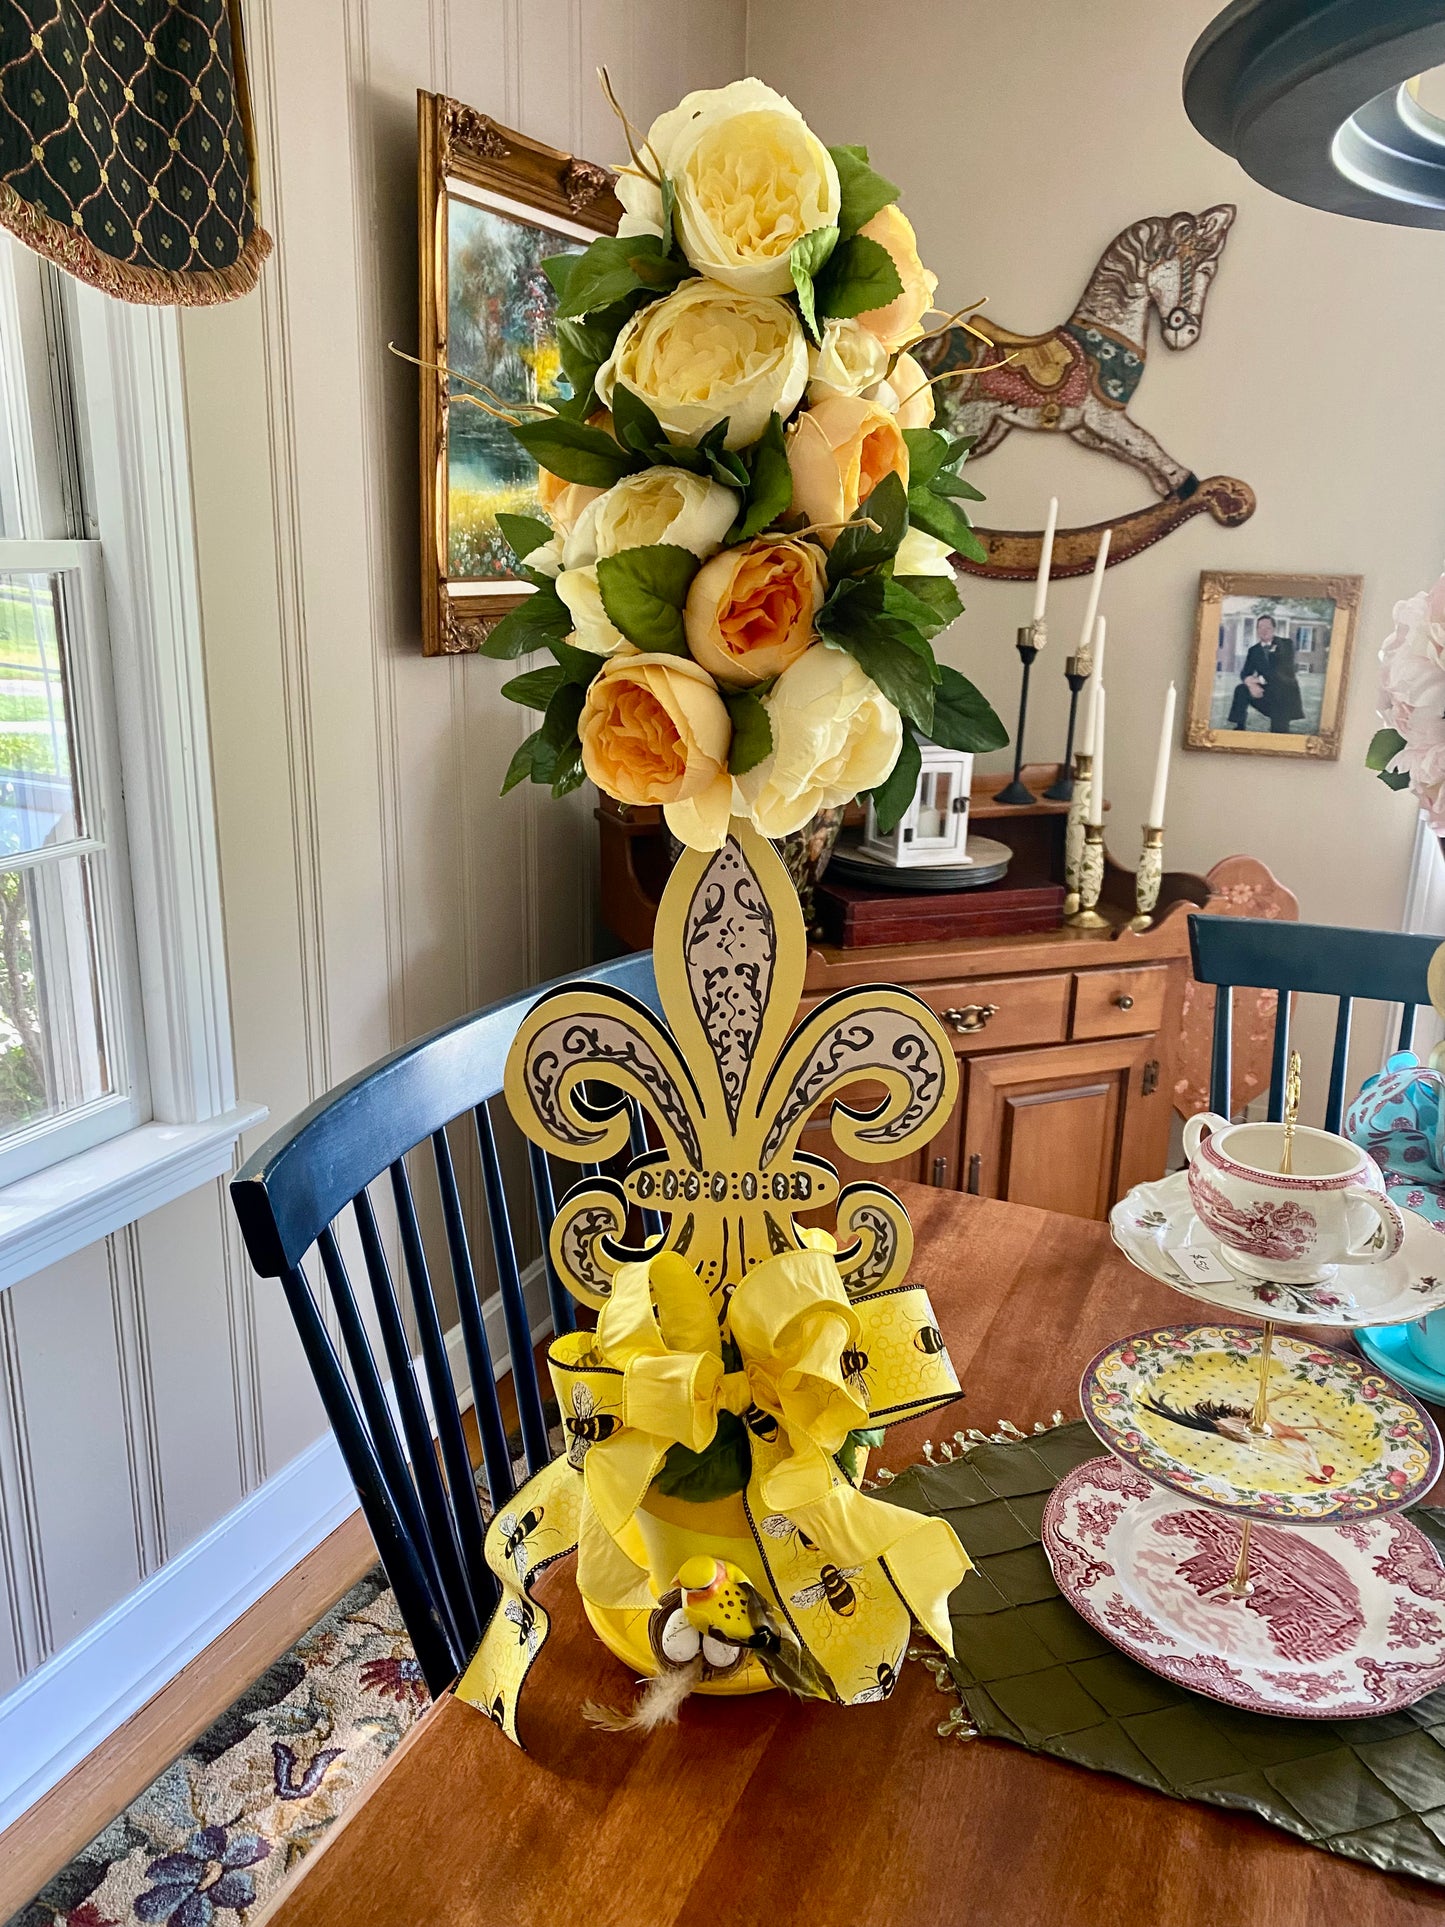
[943,1002,998,1034]
[1115,993,1135,1011]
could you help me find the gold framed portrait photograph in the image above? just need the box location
[1185,571,1362,760]
[417,94,621,656]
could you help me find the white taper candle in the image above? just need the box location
[1077,526,1111,657]
[1032,496,1058,624]
[1149,682,1176,828]
[1080,614,1106,761]
[1088,686,1106,827]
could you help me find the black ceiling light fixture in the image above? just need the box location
[1184,0,1445,227]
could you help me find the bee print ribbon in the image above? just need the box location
[457,1245,970,1743]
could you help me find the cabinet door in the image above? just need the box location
[962,1034,1166,1221]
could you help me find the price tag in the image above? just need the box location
[1166,1243,1235,1286]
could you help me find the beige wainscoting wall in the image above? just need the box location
[0,0,745,1703]
[749,0,1445,1110]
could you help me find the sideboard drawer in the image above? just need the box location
[918,972,1070,1053]
[1071,964,1169,1039]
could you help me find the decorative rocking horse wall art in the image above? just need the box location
[916,206,1256,579]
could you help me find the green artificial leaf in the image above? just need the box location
[1367,726,1408,772]
[930,663,1009,753]
[890,572,964,637]
[907,485,988,563]
[826,470,908,586]
[511,415,644,490]
[698,421,749,490]
[555,295,642,417]
[929,469,986,502]
[555,234,692,318]
[869,723,922,835]
[815,233,903,321]
[835,1424,887,1484]
[901,427,949,487]
[828,145,899,237]
[551,753,587,798]
[500,664,565,712]
[818,578,938,732]
[732,413,792,542]
[1378,766,1413,792]
[542,254,577,301]
[501,729,544,794]
[548,637,603,686]
[652,1409,751,1501]
[884,577,951,641]
[610,380,668,456]
[495,512,553,565]
[596,543,701,652]
[660,173,680,256]
[725,689,773,775]
[478,580,572,659]
[789,225,839,343]
[539,679,586,750]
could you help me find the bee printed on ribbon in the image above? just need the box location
[790,1562,867,1618]
[496,1506,544,1579]
[482,1693,507,1728]
[851,1658,899,1704]
[759,1512,819,1555]
[914,1324,948,1359]
[744,1404,780,1444]
[504,1597,541,1656]
[839,1346,870,1400]
[565,1383,620,1467]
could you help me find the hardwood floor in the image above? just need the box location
[0,1508,379,1921]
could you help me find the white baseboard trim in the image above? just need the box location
[0,1266,551,1833]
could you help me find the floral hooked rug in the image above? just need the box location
[5,1569,426,1927]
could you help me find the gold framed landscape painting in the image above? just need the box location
[417,95,621,656]
[1185,571,1362,760]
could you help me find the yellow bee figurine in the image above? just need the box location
[676,1557,758,1645]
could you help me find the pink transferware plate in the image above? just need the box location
[1042,1456,1445,1718]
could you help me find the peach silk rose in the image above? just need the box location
[578,653,733,848]
[786,395,910,545]
[535,467,602,537]
[855,204,938,353]
[684,538,825,688]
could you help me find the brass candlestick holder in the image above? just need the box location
[1062,749,1093,917]
[1067,822,1109,929]
[996,621,1046,807]
[1128,824,1164,932]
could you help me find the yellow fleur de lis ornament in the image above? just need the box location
[506,817,959,1304]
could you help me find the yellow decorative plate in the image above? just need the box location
[1081,1325,1441,1521]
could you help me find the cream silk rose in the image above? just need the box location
[562,467,738,569]
[870,349,935,430]
[856,204,938,353]
[735,642,902,837]
[786,394,909,542]
[596,280,807,450]
[579,651,734,849]
[684,538,825,688]
[616,79,839,298]
[555,566,624,657]
[806,318,889,404]
[895,527,955,578]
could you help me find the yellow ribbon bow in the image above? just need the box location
[459,1245,969,1744]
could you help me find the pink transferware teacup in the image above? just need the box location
[1181,1113,1405,1285]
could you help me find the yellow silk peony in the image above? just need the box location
[871,349,936,430]
[535,467,602,537]
[855,205,938,352]
[616,79,839,297]
[562,467,738,570]
[895,527,956,578]
[806,318,890,404]
[684,538,825,688]
[578,651,734,850]
[555,565,625,656]
[735,643,902,837]
[785,394,909,542]
[597,280,807,450]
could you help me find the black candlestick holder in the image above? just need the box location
[1042,653,1091,801]
[995,621,1045,806]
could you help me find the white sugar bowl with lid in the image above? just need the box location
[1181,1113,1404,1285]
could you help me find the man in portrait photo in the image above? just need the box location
[1224,611,1303,732]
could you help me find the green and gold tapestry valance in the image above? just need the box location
[0,0,270,304]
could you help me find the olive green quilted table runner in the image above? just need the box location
[880,1421,1445,1887]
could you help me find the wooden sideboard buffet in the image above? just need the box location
[597,769,1213,1222]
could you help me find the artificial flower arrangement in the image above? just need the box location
[475,75,1006,851]
[1371,571,1445,828]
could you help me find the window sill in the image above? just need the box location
[0,1104,268,1293]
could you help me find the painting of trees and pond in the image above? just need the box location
[445,196,586,580]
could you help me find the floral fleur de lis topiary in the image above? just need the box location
[504,818,959,1305]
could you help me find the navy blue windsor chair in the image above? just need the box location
[1189,913,1442,1131]
[229,952,661,1697]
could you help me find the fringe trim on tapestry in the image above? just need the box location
[0,185,273,308]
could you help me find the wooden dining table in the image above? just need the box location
[269,1185,1445,1927]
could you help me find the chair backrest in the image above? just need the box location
[1188,914,1439,1132]
[230,950,660,1694]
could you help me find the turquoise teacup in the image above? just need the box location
[1408,1308,1445,1377]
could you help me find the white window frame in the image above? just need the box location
[0,251,263,1289]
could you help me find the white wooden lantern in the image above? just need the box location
[862,744,974,867]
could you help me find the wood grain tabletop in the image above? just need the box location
[269,1186,1445,1927]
